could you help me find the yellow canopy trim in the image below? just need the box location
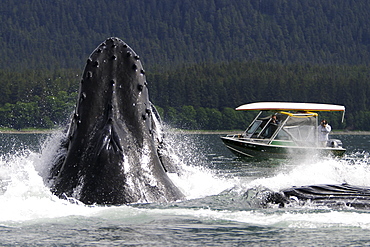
[280,111,318,117]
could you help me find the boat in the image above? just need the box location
[220,102,346,159]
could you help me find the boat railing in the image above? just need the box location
[225,134,244,139]
[224,134,271,143]
[225,134,254,141]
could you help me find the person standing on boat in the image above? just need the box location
[318,120,331,146]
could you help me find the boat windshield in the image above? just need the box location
[246,120,263,137]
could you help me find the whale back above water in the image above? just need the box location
[280,183,370,209]
[247,183,370,209]
[49,37,184,205]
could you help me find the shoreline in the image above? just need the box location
[0,129,61,134]
[0,129,369,135]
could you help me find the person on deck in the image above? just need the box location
[318,120,331,146]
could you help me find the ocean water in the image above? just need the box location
[0,132,370,246]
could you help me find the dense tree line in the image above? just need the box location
[148,62,370,130]
[1,0,370,130]
[0,62,368,130]
[0,69,78,129]
[0,91,77,130]
[2,0,370,71]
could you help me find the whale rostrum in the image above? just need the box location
[49,37,184,205]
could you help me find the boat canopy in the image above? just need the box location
[236,102,345,112]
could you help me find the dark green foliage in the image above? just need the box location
[2,0,370,70]
[1,0,370,130]
[148,62,370,130]
[0,69,78,129]
[1,62,370,130]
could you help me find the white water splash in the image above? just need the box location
[244,155,370,192]
[0,130,231,222]
[161,130,235,199]
[1,131,370,233]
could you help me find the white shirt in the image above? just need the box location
[318,124,331,141]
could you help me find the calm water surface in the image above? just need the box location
[0,132,370,246]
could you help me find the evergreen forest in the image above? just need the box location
[1,0,370,130]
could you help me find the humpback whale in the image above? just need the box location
[49,37,184,205]
[251,183,370,209]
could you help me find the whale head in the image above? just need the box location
[49,37,184,205]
